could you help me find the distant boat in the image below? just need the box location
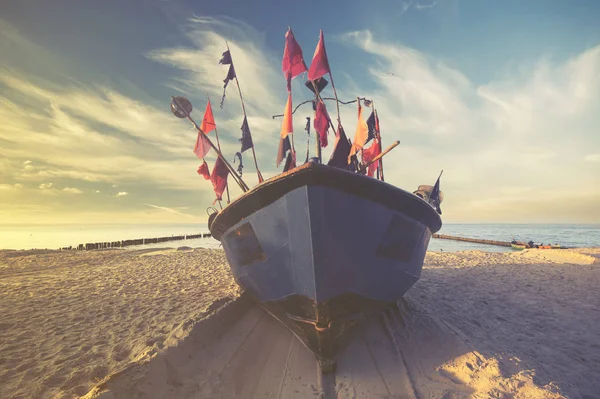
[510,239,562,250]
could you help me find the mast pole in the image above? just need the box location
[226,41,264,183]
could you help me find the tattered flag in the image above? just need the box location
[282,28,307,92]
[314,99,330,148]
[240,116,253,153]
[219,50,232,65]
[233,152,244,176]
[210,156,229,203]
[219,50,237,109]
[197,160,211,180]
[362,138,381,177]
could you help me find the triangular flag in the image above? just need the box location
[282,28,307,92]
[349,103,369,161]
[276,135,291,167]
[314,100,330,148]
[283,150,297,172]
[193,131,211,159]
[200,99,216,134]
[280,93,293,138]
[366,110,378,145]
[307,30,330,81]
[328,124,351,169]
[430,171,443,214]
[240,116,253,153]
[362,138,381,177]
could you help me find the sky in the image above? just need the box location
[1,0,599,225]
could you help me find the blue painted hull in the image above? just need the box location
[209,163,441,363]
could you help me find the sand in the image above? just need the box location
[0,247,598,399]
[0,248,241,399]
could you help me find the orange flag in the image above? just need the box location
[200,99,216,134]
[349,103,369,161]
[280,93,293,138]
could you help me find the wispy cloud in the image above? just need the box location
[340,30,600,221]
[143,203,194,218]
[116,192,128,197]
[62,187,83,194]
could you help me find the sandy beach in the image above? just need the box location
[1,247,598,399]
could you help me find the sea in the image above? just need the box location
[0,223,598,252]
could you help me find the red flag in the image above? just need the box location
[210,157,229,203]
[200,99,216,134]
[314,100,330,148]
[280,93,293,138]
[362,138,381,177]
[197,160,210,180]
[282,28,307,92]
[307,30,330,81]
[193,131,211,159]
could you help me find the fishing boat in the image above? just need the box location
[208,161,442,369]
[171,28,443,371]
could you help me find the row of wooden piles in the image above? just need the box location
[59,233,213,251]
[432,234,511,247]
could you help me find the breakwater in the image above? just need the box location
[432,234,511,247]
[61,233,213,250]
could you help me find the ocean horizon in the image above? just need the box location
[1,223,598,252]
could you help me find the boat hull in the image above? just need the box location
[210,163,441,362]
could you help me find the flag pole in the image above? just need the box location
[172,97,249,192]
[225,41,264,183]
[207,96,231,204]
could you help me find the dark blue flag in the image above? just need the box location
[327,125,351,169]
[233,152,244,176]
[429,170,443,214]
[276,135,291,167]
[240,116,253,153]
[219,50,232,65]
[220,51,236,108]
[366,110,377,144]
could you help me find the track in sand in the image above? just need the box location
[83,294,562,399]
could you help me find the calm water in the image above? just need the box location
[0,223,598,252]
